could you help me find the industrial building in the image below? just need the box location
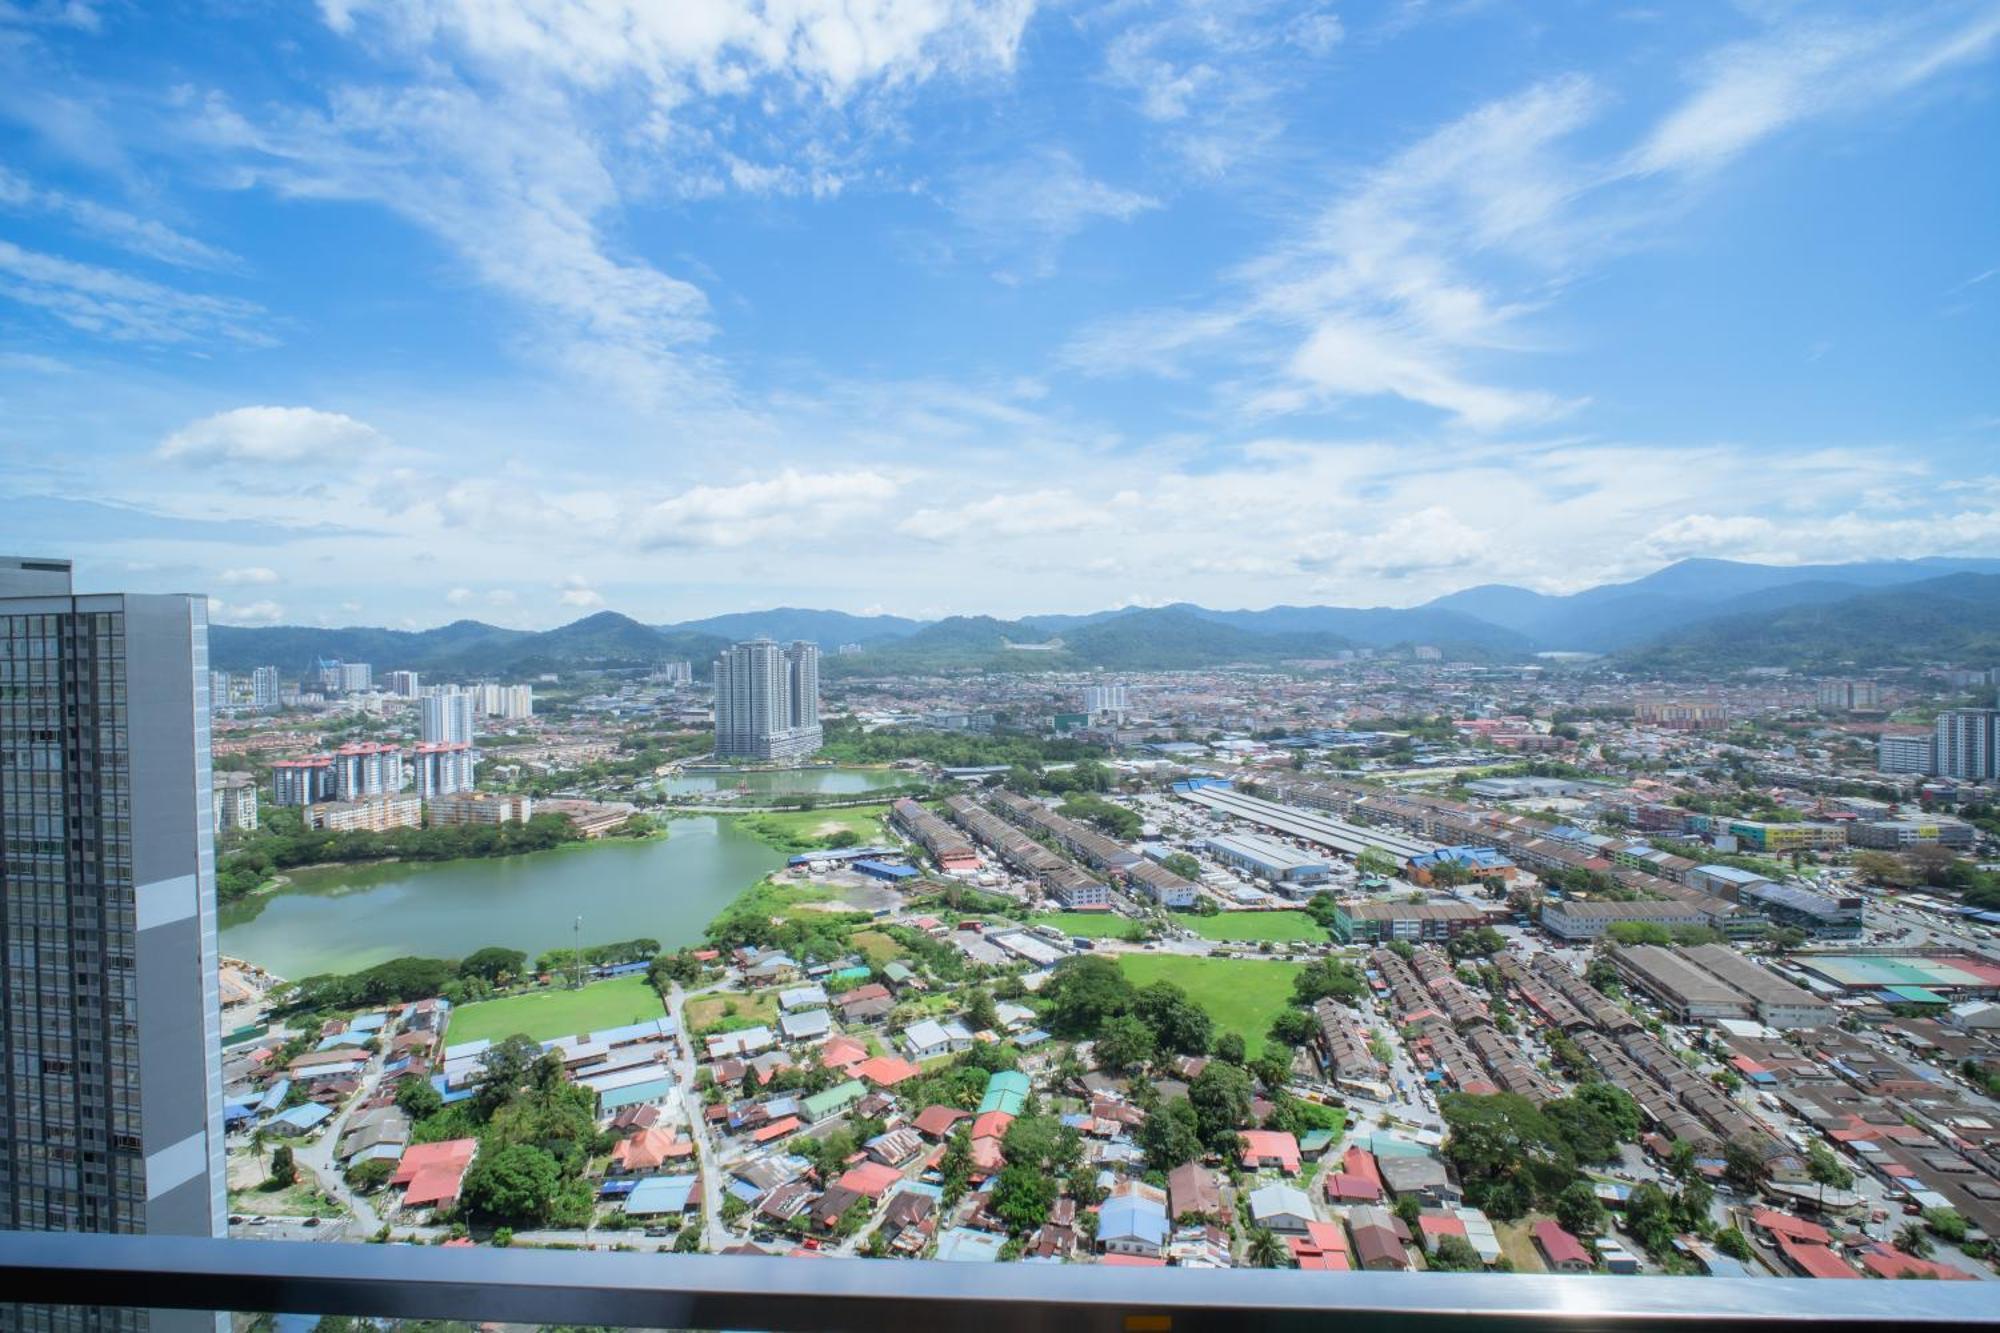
[1739,881,1864,939]
[1202,833,1331,885]
[1174,783,1433,862]
[1538,898,1715,942]
[1330,901,1485,944]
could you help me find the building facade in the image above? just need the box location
[1877,733,1935,775]
[0,557,226,1295]
[713,639,822,761]
[249,665,281,710]
[422,689,478,745]
[1816,680,1882,712]
[1935,709,1999,782]
[412,741,477,798]
[212,772,258,835]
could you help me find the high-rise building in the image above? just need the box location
[208,670,232,712]
[1934,709,2000,781]
[1876,733,1935,775]
[250,665,281,710]
[656,660,692,686]
[713,638,822,761]
[339,661,373,693]
[0,558,226,1281]
[1817,679,1882,712]
[212,772,259,834]
[270,756,335,806]
[314,657,343,692]
[330,742,404,800]
[421,689,477,745]
[1083,683,1129,719]
[384,670,421,698]
[412,741,477,797]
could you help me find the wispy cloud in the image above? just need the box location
[637,469,902,550]
[158,406,383,464]
[948,148,1158,281]
[0,238,267,344]
[0,165,239,269]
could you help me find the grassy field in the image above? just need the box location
[447,973,664,1046]
[684,989,780,1035]
[731,805,889,854]
[1115,954,1304,1059]
[1183,910,1328,943]
[1030,912,1145,940]
[850,929,906,965]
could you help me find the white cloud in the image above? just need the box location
[898,489,1101,542]
[218,565,279,585]
[158,406,384,464]
[557,575,604,609]
[0,238,266,345]
[445,587,473,605]
[638,469,901,550]
[0,165,239,270]
[949,148,1159,280]
[486,589,518,608]
[211,597,285,625]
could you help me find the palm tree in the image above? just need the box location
[1895,1223,1933,1259]
[1246,1226,1288,1269]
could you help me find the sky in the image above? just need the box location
[2,0,1997,630]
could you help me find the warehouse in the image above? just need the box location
[1676,944,1834,1028]
[1539,898,1712,942]
[1612,945,1752,1023]
[1202,833,1331,885]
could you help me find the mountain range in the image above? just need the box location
[204,556,2000,676]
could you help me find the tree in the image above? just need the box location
[940,1128,973,1206]
[1393,1194,1422,1228]
[460,1144,564,1226]
[1714,1228,1754,1262]
[396,1077,444,1121]
[1269,1009,1316,1048]
[1188,1061,1255,1152]
[459,947,528,984]
[1041,955,1136,1035]
[1251,1049,1294,1096]
[1094,1015,1157,1073]
[1624,1182,1676,1256]
[1214,1032,1247,1066]
[1806,1141,1853,1209]
[1291,957,1365,1006]
[1446,927,1505,961]
[1723,1136,1770,1193]
[1246,1226,1288,1269]
[1139,1098,1203,1173]
[1895,1223,1934,1259]
[475,1033,545,1119]
[961,988,1000,1034]
[1429,1234,1484,1271]
[991,1164,1059,1234]
[1554,1181,1606,1238]
[268,1144,297,1187]
[1161,852,1203,881]
[1131,981,1213,1055]
[345,1157,395,1192]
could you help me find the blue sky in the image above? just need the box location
[2,0,1996,629]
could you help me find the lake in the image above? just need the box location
[653,765,918,798]
[218,816,788,979]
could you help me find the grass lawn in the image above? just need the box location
[1030,912,1144,940]
[850,929,905,965]
[447,973,664,1046]
[1182,910,1328,943]
[683,989,780,1035]
[1492,1218,1549,1274]
[1115,954,1304,1059]
[731,805,889,854]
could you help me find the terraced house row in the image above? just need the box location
[943,794,1106,907]
[890,797,979,874]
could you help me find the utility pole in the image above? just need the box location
[573,915,583,990]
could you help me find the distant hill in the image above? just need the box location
[1424,556,2000,651]
[209,612,727,678]
[664,607,924,649]
[1623,573,2000,671]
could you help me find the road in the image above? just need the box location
[291,1036,390,1236]
[667,980,735,1253]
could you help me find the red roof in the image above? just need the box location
[971,1110,1013,1141]
[752,1115,803,1143]
[819,1036,868,1069]
[1856,1244,1975,1281]
[1531,1220,1590,1268]
[1418,1214,1467,1241]
[611,1126,691,1170]
[1324,1173,1381,1202]
[1750,1209,1830,1245]
[1238,1130,1301,1174]
[392,1138,477,1208]
[913,1105,973,1139]
[1775,1236,1858,1280]
[836,1161,904,1198]
[855,1055,921,1088]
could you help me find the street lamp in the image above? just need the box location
[573,915,583,990]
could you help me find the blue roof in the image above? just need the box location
[255,1080,291,1113]
[935,1227,1007,1262]
[597,1178,640,1197]
[1098,1194,1168,1247]
[431,1074,475,1105]
[347,1012,389,1031]
[624,1174,699,1216]
[854,859,919,880]
[272,1103,331,1130]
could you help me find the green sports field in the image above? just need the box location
[1182,910,1328,943]
[446,973,665,1046]
[1115,954,1304,1059]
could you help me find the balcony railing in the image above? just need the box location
[5,1233,2000,1332]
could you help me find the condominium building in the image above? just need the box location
[250,664,281,710]
[713,639,822,761]
[330,742,403,800]
[1083,683,1129,720]
[1634,699,1729,730]
[306,795,424,833]
[412,741,477,798]
[338,661,373,693]
[1877,732,1935,775]
[1816,679,1881,712]
[426,792,534,827]
[421,688,477,745]
[212,772,259,834]
[270,756,335,807]
[0,557,226,1279]
[1934,709,2000,782]
[469,682,533,719]
[384,670,421,698]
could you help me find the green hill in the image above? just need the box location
[1624,573,2000,671]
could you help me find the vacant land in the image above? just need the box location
[731,805,889,854]
[1115,954,1304,1059]
[1030,912,1144,940]
[1183,910,1328,943]
[850,929,906,965]
[447,973,664,1046]
[684,989,780,1035]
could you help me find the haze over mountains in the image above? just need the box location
[206,557,2000,676]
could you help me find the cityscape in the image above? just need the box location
[4,0,2000,1328]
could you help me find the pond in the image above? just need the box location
[218,816,788,979]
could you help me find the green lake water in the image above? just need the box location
[218,816,787,979]
[653,765,917,797]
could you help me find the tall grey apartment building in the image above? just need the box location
[1934,708,1999,781]
[713,638,822,761]
[1,558,225,1323]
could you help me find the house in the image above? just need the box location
[1322,1145,1384,1203]
[837,1160,905,1199]
[866,1127,926,1168]
[855,1055,921,1088]
[978,1070,1031,1116]
[1378,1153,1459,1205]
[838,984,896,1024]
[1347,1204,1410,1271]
[1287,1219,1352,1271]
[994,1001,1037,1032]
[706,1026,776,1060]
[758,1179,816,1224]
[801,1079,866,1123]
[610,1126,693,1173]
[1096,1184,1170,1258]
[818,1035,869,1071]
[913,1105,974,1140]
[1531,1220,1594,1273]
[882,961,921,992]
[1167,1163,1222,1221]
[811,1184,869,1231]
[882,1188,937,1251]
[901,1019,955,1061]
[778,1009,832,1043]
[1774,1235,1858,1280]
[623,1174,702,1218]
[751,1116,803,1145]
[778,984,830,1012]
[1854,1242,1975,1281]
[1238,1130,1302,1175]
[267,1103,332,1137]
[390,1138,477,1210]
[1247,1182,1316,1234]
[1168,1223,1234,1268]
[1416,1212,1467,1253]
